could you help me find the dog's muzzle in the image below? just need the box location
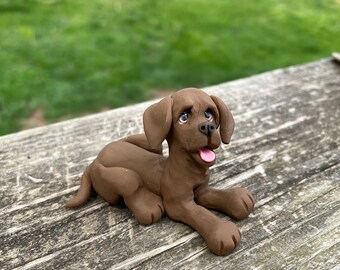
[198,122,216,136]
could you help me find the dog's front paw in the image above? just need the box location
[227,188,255,220]
[206,220,241,256]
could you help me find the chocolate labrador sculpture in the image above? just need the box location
[66,88,254,256]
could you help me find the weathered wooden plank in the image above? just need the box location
[1,139,338,268]
[0,59,339,269]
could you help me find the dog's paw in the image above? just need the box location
[227,188,255,220]
[206,220,241,256]
[125,188,164,225]
[134,202,164,225]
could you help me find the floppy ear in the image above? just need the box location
[210,95,235,144]
[143,96,173,150]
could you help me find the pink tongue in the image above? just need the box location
[199,148,216,163]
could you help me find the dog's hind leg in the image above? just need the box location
[90,163,164,225]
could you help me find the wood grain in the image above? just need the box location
[1,59,339,269]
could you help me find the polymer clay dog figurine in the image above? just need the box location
[66,88,255,256]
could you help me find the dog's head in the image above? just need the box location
[143,88,234,166]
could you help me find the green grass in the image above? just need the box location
[0,0,339,135]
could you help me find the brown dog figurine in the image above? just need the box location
[66,88,255,256]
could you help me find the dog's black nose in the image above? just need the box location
[199,122,215,136]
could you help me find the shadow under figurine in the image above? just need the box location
[66,88,255,256]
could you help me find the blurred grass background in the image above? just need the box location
[0,0,339,135]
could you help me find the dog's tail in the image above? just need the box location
[65,166,92,208]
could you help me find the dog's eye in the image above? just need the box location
[179,112,189,124]
[204,110,213,121]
